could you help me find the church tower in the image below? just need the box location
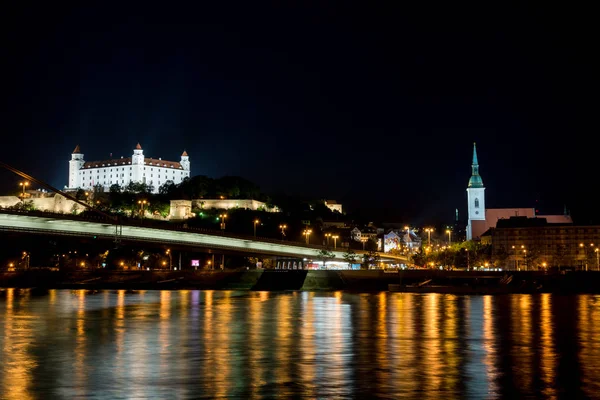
[68,145,84,189]
[466,142,485,240]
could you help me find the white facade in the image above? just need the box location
[65,143,190,193]
[466,143,485,241]
[324,200,343,213]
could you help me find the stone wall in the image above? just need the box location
[0,195,86,214]
[192,199,278,212]
[169,200,192,220]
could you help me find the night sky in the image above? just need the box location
[2,2,598,224]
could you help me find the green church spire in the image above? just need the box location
[468,142,484,188]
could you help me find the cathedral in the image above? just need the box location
[65,143,190,194]
[466,143,571,241]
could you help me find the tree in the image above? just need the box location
[158,180,177,196]
[343,249,358,267]
[362,250,381,270]
[494,246,510,269]
[317,249,335,268]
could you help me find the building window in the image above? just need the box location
[474,198,479,208]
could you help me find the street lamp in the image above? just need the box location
[332,235,339,250]
[253,219,260,238]
[303,229,312,245]
[595,248,599,271]
[19,181,29,199]
[360,237,368,250]
[279,224,287,240]
[22,251,30,269]
[138,199,149,218]
[166,249,172,270]
[446,229,451,245]
[325,233,331,246]
[424,228,433,246]
[219,214,227,232]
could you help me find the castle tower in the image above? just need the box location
[68,145,84,189]
[466,142,485,240]
[180,150,190,172]
[131,142,145,183]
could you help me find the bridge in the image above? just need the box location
[0,210,409,265]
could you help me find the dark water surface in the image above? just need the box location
[1,289,599,399]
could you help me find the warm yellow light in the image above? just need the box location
[120,261,124,266]
[332,235,339,239]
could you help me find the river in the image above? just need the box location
[1,289,599,399]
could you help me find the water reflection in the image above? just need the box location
[1,290,600,399]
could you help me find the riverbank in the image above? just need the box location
[1,269,600,293]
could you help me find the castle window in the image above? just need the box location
[474,198,480,208]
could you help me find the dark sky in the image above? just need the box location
[2,2,599,224]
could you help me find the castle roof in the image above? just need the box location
[135,143,142,150]
[72,145,81,154]
[83,157,183,169]
[182,150,188,157]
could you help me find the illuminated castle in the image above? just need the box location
[65,143,190,193]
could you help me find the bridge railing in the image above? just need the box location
[0,208,335,250]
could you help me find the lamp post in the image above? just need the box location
[166,249,172,270]
[511,245,519,270]
[22,251,30,269]
[219,214,227,233]
[279,224,287,240]
[425,228,433,246]
[254,219,260,238]
[19,181,29,200]
[360,237,368,250]
[303,229,312,245]
[595,247,599,271]
[579,243,589,271]
[138,199,148,218]
[332,235,339,250]
[446,229,451,246]
[325,233,331,246]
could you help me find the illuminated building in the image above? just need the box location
[466,142,571,241]
[491,217,600,270]
[66,143,190,193]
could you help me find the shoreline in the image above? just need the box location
[1,269,600,294]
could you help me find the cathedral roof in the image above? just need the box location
[181,150,188,157]
[468,142,484,188]
[72,145,81,154]
[135,143,142,150]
